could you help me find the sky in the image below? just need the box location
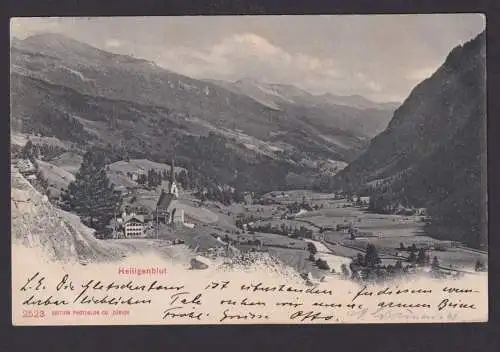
[10,15,485,103]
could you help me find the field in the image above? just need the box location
[266,247,310,273]
[108,159,186,175]
[263,189,337,202]
[49,152,83,174]
[250,191,486,271]
[36,159,76,198]
[250,233,307,250]
[21,151,486,275]
[322,241,365,258]
[304,239,352,272]
[108,172,139,190]
[11,132,73,149]
[430,249,487,271]
[251,219,317,232]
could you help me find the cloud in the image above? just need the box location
[154,32,343,93]
[9,16,485,102]
[10,18,63,38]
[105,39,123,48]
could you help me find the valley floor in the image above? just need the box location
[12,152,487,278]
[119,191,487,278]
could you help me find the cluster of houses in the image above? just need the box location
[351,194,427,217]
[352,195,370,206]
[112,159,194,238]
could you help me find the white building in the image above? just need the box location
[121,212,145,237]
[359,196,370,205]
[416,208,428,216]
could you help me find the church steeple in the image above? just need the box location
[170,155,175,184]
[169,154,179,198]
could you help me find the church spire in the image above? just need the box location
[170,154,175,185]
[169,153,179,198]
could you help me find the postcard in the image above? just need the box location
[10,15,487,325]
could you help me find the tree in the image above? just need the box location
[431,256,440,271]
[365,243,381,267]
[399,242,405,251]
[235,219,244,230]
[416,248,427,265]
[65,151,122,232]
[20,140,38,161]
[340,264,350,278]
[316,258,330,270]
[137,174,147,185]
[408,251,417,264]
[307,242,317,255]
[475,259,485,272]
[353,253,365,266]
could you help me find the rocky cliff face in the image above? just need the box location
[335,31,486,249]
[11,165,127,263]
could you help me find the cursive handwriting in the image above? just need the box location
[205,281,230,290]
[162,306,208,320]
[276,301,303,308]
[56,274,75,291]
[20,272,46,291]
[374,301,432,314]
[170,292,202,306]
[289,310,337,322]
[74,293,151,305]
[442,287,479,294]
[437,299,476,311]
[352,285,432,302]
[22,294,68,306]
[241,283,332,295]
[220,297,266,306]
[372,310,459,321]
[312,302,363,309]
[219,309,269,322]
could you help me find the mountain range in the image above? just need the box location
[335,31,487,249]
[10,33,397,191]
[206,77,397,137]
[10,31,487,249]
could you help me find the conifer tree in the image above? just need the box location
[408,251,417,263]
[474,259,485,272]
[416,248,427,265]
[365,243,381,267]
[65,151,122,231]
[431,256,440,271]
[20,140,38,161]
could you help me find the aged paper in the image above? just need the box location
[11,15,487,325]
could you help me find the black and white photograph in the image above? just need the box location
[10,15,488,325]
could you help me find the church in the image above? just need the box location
[156,157,185,226]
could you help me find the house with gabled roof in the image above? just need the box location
[120,211,146,237]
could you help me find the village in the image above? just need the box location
[13,143,488,281]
